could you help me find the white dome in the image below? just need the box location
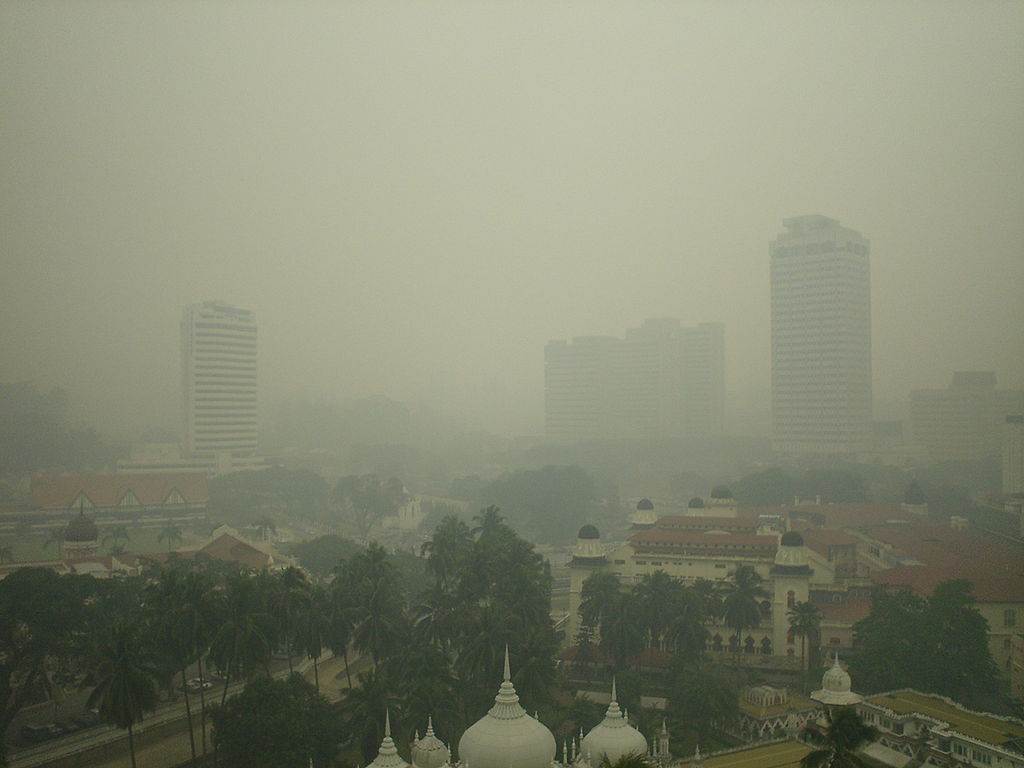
[411,718,449,768]
[370,710,411,768]
[811,654,862,706]
[580,680,648,763]
[457,650,556,768]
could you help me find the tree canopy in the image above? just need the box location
[479,465,600,544]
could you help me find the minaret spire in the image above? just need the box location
[503,644,511,681]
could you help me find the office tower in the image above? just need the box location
[909,372,1024,464]
[770,215,872,455]
[181,302,259,467]
[1004,415,1024,496]
[544,319,725,442]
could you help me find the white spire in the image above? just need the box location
[503,644,511,681]
[426,715,435,737]
[385,708,392,738]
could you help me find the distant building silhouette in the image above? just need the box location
[544,318,724,442]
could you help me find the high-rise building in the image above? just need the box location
[181,302,260,470]
[1004,415,1024,496]
[909,372,1024,464]
[770,215,872,455]
[544,319,724,442]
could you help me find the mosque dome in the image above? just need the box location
[780,531,804,547]
[65,512,99,543]
[636,498,654,511]
[580,680,648,763]
[578,524,600,540]
[457,649,556,768]
[811,654,862,706]
[369,710,410,768]
[573,525,606,562]
[411,717,449,768]
[772,530,811,573]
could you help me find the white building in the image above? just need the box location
[545,319,725,442]
[1006,415,1024,496]
[770,215,872,456]
[180,302,264,473]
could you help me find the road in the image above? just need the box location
[8,654,335,768]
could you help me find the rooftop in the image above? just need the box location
[865,691,1024,746]
[687,741,811,767]
[31,472,209,509]
[630,529,777,554]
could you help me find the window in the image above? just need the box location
[972,749,992,765]
[1005,609,1017,628]
[787,590,796,608]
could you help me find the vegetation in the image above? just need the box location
[208,467,330,525]
[787,601,822,670]
[732,467,868,506]
[851,580,1006,712]
[210,675,340,768]
[478,465,601,544]
[800,707,878,768]
[331,474,406,539]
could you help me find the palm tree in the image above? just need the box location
[801,706,878,768]
[326,581,356,689]
[633,571,679,649]
[788,601,821,671]
[579,571,622,634]
[420,514,472,591]
[298,586,329,692]
[180,570,217,757]
[342,670,397,763]
[209,575,271,706]
[272,567,311,675]
[86,623,159,768]
[471,505,505,537]
[103,525,130,553]
[147,567,198,766]
[719,566,768,661]
[346,543,406,668]
[158,524,183,552]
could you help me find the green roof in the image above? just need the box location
[866,691,1024,745]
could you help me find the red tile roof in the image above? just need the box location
[801,528,859,558]
[198,533,272,570]
[631,529,777,555]
[31,473,208,509]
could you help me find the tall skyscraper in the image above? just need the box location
[544,319,725,442]
[181,302,260,469]
[770,215,872,455]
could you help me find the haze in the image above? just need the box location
[2,0,1022,439]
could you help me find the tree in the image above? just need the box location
[0,568,86,764]
[850,581,1003,711]
[788,601,821,671]
[288,534,362,577]
[86,623,159,768]
[103,525,130,552]
[666,659,740,746]
[342,543,407,668]
[478,466,599,544]
[342,669,398,763]
[719,566,768,659]
[298,586,329,692]
[421,514,473,590]
[332,475,406,539]
[158,523,183,552]
[579,571,622,632]
[801,707,878,768]
[210,675,341,768]
[209,575,272,705]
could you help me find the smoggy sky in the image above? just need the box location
[2,1,1022,438]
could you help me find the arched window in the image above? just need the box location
[761,637,772,656]
[787,590,796,608]
[744,636,755,654]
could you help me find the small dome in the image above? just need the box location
[780,531,804,547]
[636,498,654,511]
[580,679,647,763]
[411,718,449,768]
[710,485,733,500]
[369,711,410,768]
[458,649,556,768]
[65,513,99,543]
[578,525,600,540]
[688,496,705,509]
[811,654,862,707]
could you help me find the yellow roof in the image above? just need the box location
[866,691,1024,745]
[687,741,811,768]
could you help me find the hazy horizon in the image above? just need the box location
[3,1,1023,441]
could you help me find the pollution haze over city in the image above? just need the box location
[2,3,1024,768]
[2,1,1022,441]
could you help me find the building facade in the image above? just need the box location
[910,372,1024,464]
[770,215,872,456]
[181,301,261,469]
[1004,415,1024,496]
[545,319,725,442]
